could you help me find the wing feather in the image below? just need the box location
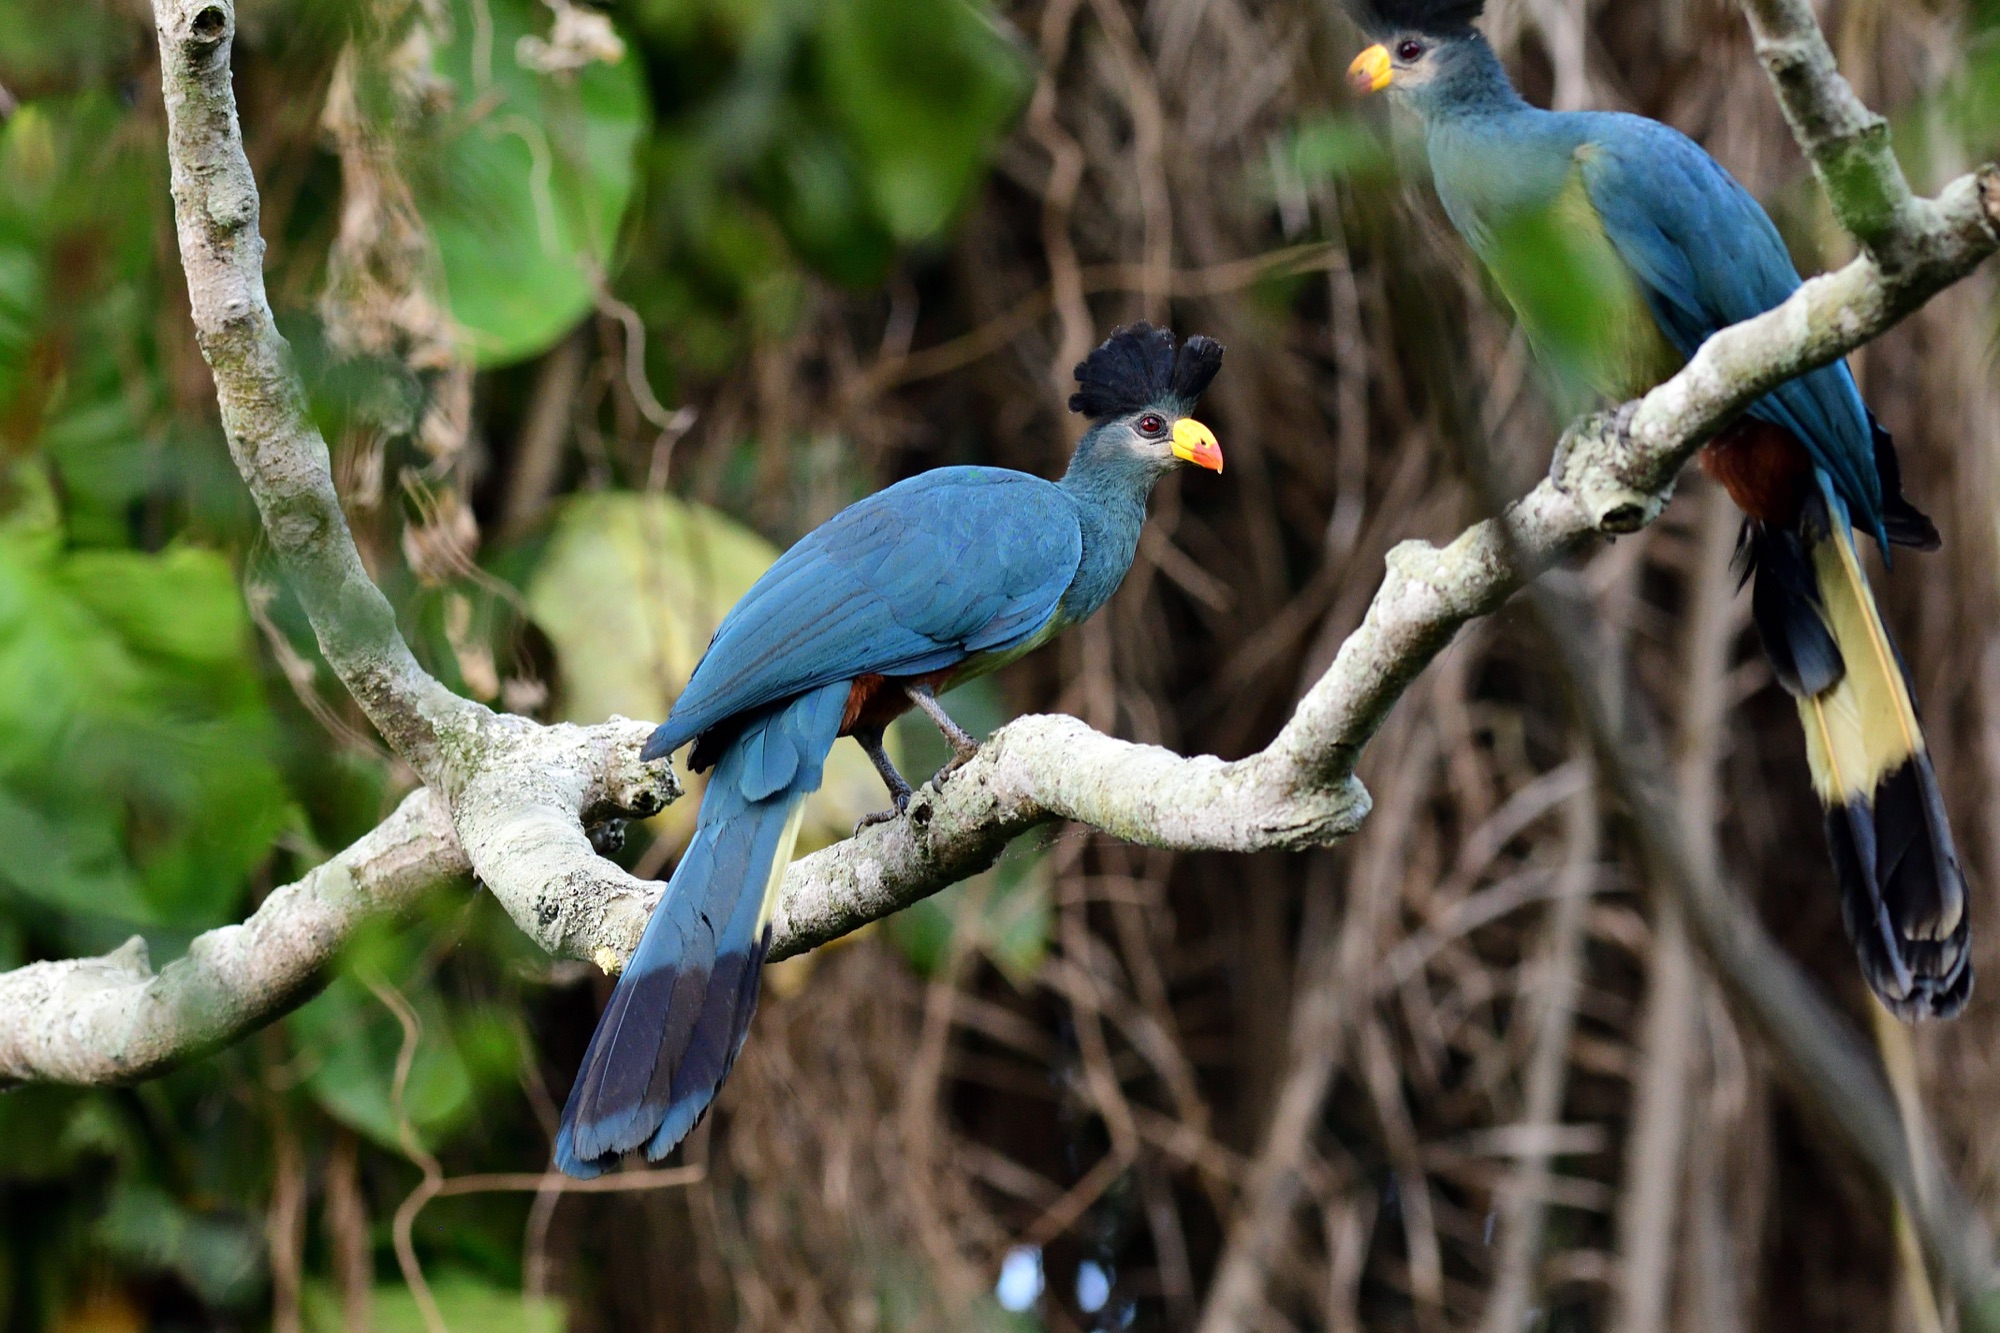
[648,468,1083,757]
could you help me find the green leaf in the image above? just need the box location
[763,123,895,284]
[289,972,476,1153]
[1278,114,1393,187]
[817,0,1031,243]
[1481,175,1675,416]
[523,491,780,723]
[420,0,650,366]
[0,469,289,931]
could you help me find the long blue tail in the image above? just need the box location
[554,681,848,1177]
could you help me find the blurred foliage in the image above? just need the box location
[422,0,649,366]
[0,0,1031,1325]
[303,1276,564,1332]
[0,467,289,946]
[617,0,1030,375]
[1274,113,1393,188]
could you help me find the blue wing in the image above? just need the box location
[1575,113,1884,539]
[645,467,1083,758]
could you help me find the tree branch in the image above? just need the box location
[157,0,469,772]
[0,791,464,1085]
[149,0,681,985]
[1737,0,1935,268]
[0,0,1995,1100]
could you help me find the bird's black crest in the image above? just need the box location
[1349,0,1484,37]
[1069,323,1225,421]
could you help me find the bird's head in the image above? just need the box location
[1345,0,1491,114]
[1067,323,1225,479]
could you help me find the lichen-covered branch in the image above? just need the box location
[1737,0,1940,268]
[0,0,1994,1091]
[0,791,465,1085]
[156,0,470,772]
[147,0,681,1015]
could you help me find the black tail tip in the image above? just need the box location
[1825,759,1974,1022]
[1846,877,1973,1021]
[1863,947,1972,1022]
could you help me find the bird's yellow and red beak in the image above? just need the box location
[1171,418,1223,473]
[1348,43,1393,95]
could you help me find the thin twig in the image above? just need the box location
[363,971,448,1333]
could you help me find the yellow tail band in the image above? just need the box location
[754,799,807,935]
[1797,526,1923,805]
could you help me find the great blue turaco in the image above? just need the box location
[554,324,1226,1176]
[1346,0,1969,1017]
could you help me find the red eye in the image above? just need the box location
[1138,414,1166,435]
[1397,39,1424,60]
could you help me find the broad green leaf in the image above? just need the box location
[420,0,649,365]
[1483,183,1676,417]
[816,0,1032,244]
[1278,114,1394,187]
[96,1182,265,1309]
[289,972,476,1152]
[818,0,1031,243]
[0,469,289,931]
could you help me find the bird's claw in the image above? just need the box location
[936,741,980,781]
[854,790,911,836]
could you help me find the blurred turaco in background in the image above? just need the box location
[556,324,1226,1176]
[1346,0,1970,1017]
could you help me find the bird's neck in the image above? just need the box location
[1058,434,1158,621]
[1420,34,1534,123]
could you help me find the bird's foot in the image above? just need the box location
[905,683,983,776]
[936,738,980,780]
[854,789,912,836]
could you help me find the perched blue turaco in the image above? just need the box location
[555,324,1226,1175]
[1346,0,1968,1017]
